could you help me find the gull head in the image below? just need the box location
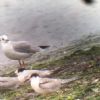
[0,35,9,43]
[15,68,26,75]
[29,73,40,81]
[30,73,40,78]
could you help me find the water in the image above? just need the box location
[0,0,100,65]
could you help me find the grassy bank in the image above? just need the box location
[0,46,100,100]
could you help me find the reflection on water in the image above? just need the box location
[0,0,100,65]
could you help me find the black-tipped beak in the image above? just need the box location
[24,78,30,82]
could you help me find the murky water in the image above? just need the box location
[0,0,100,65]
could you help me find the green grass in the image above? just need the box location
[0,46,100,100]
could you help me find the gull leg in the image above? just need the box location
[22,60,27,67]
[18,60,22,67]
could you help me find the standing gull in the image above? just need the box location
[0,35,49,67]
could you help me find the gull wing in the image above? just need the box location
[13,41,39,53]
[39,78,60,90]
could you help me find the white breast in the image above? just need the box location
[1,42,31,60]
[31,77,39,88]
[30,77,41,93]
[1,42,17,59]
[1,42,13,52]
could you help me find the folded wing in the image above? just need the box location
[39,78,61,91]
[13,41,39,53]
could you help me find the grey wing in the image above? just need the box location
[39,78,60,90]
[13,41,39,53]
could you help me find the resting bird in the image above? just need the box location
[15,68,53,83]
[0,35,49,67]
[28,73,79,95]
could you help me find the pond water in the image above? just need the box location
[0,0,100,65]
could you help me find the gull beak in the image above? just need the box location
[24,74,32,82]
[24,78,30,82]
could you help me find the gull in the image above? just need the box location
[15,68,53,83]
[15,67,66,83]
[0,35,49,67]
[0,77,20,89]
[28,73,79,95]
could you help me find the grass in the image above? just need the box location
[0,46,100,100]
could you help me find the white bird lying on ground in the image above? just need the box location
[15,68,53,83]
[0,77,20,89]
[0,35,49,67]
[27,73,79,95]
